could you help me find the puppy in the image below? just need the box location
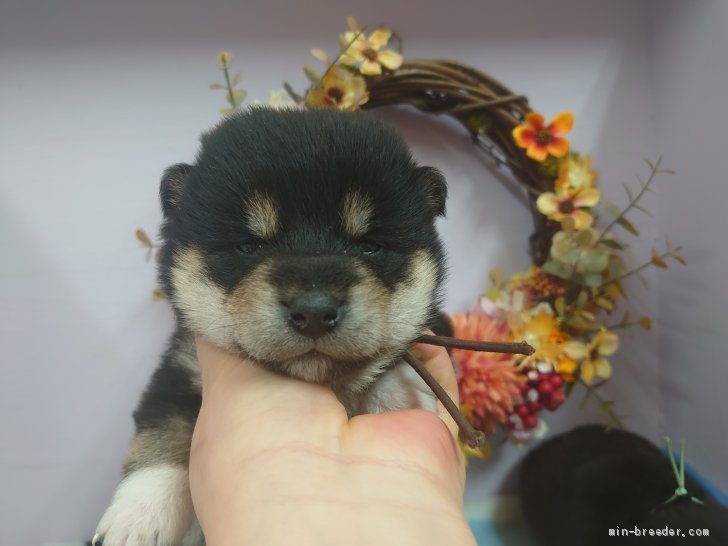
[93,107,449,545]
[520,425,728,545]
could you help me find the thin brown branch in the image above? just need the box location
[416,334,534,355]
[402,352,485,449]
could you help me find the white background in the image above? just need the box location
[1,0,726,544]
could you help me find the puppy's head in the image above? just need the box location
[159,108,447,387]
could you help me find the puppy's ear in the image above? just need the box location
[160,163,193,217]
[416,166,448,218]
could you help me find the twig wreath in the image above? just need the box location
[137,17,685,455]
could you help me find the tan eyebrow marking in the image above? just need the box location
[341,191,374,238]
[245,192,279,239]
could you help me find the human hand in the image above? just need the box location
[189,336,476,546]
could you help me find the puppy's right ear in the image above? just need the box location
[160,163,193,217]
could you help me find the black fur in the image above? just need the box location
[520,425,728,545]
[94,108,451,545]
[158,107,447,299]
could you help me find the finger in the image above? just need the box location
[194,336,340,414]
[413,331,459,406]
[412,334,460,442]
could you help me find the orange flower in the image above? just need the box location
[451,311,522,434]
[512,112,574,162]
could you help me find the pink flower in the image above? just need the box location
[452,311,523,434]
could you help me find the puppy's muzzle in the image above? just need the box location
[286,292,343,339]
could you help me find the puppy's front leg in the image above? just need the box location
[93,417,197,546]
[94,345,202,546]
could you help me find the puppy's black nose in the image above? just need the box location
[287,293,342,339]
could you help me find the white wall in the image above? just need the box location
[2,0,721,544]
[648,0,728,490]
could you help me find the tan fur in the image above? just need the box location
[170,247,235,349]
[245,192,279,239]
[341,191,374,238]
[123,417,194,475]
[387,250,439,344]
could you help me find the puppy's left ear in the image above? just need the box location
[160,163,193,218]
[415,166,448,218]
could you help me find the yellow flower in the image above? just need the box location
[537,185,600,229]
[537,155,599,228]
[555,154,598,193]
[339,20,402,76]
[305,65,369,110]
[512,112,574,162]
[563,329,619,384]
[509,304,564,368]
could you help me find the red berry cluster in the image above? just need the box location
[507,370,566,431]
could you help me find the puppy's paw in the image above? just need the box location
[93,464,194,546]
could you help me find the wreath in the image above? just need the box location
[137,17,684,456]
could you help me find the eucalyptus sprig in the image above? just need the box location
[209,51,247,115]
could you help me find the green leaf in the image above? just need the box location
[564,380,576,397]
[616,217,639,236]
[303,64,321,84]
[672,254,687,265]
[623,184,634,202]
[208,82,225,90]
[310,48,331,64]
[651,250,668,268]
[601,199,623,220]
[484,287,500,301]
[599,400,615,413]
[488,267,504,286]
[542,260,570,280]
[639,316,652,330]
[231,72,243,86]
[634,204,653,218]
[596,297,614,311]
[554,297,566,317]
[283,82,304,103]
[466,113,493,134]
[135,228,152,247]
[599,238,625,251]
[580,272,604,287]
[231,89,247,106]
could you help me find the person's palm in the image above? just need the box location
[189,338,475,546]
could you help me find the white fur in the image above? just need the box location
[93,464,195,546]
[362,362,438,414]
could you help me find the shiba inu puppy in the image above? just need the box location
[93,107,449,545]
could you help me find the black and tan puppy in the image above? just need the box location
[93,108,449,545]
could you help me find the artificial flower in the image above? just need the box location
[510,266,568,305]
[508,303,565,369]
[266,89,300,109]
[563,329,619,384]
[451,311,522,434]
[339,19,402,76]
[512,112,574,162]
[536,183,600,229]
[548,228,611,284]
[305,65,369,110]
[555,154,598,193]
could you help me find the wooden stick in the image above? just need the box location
[416,334,534,356]
[403,352,485,449]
